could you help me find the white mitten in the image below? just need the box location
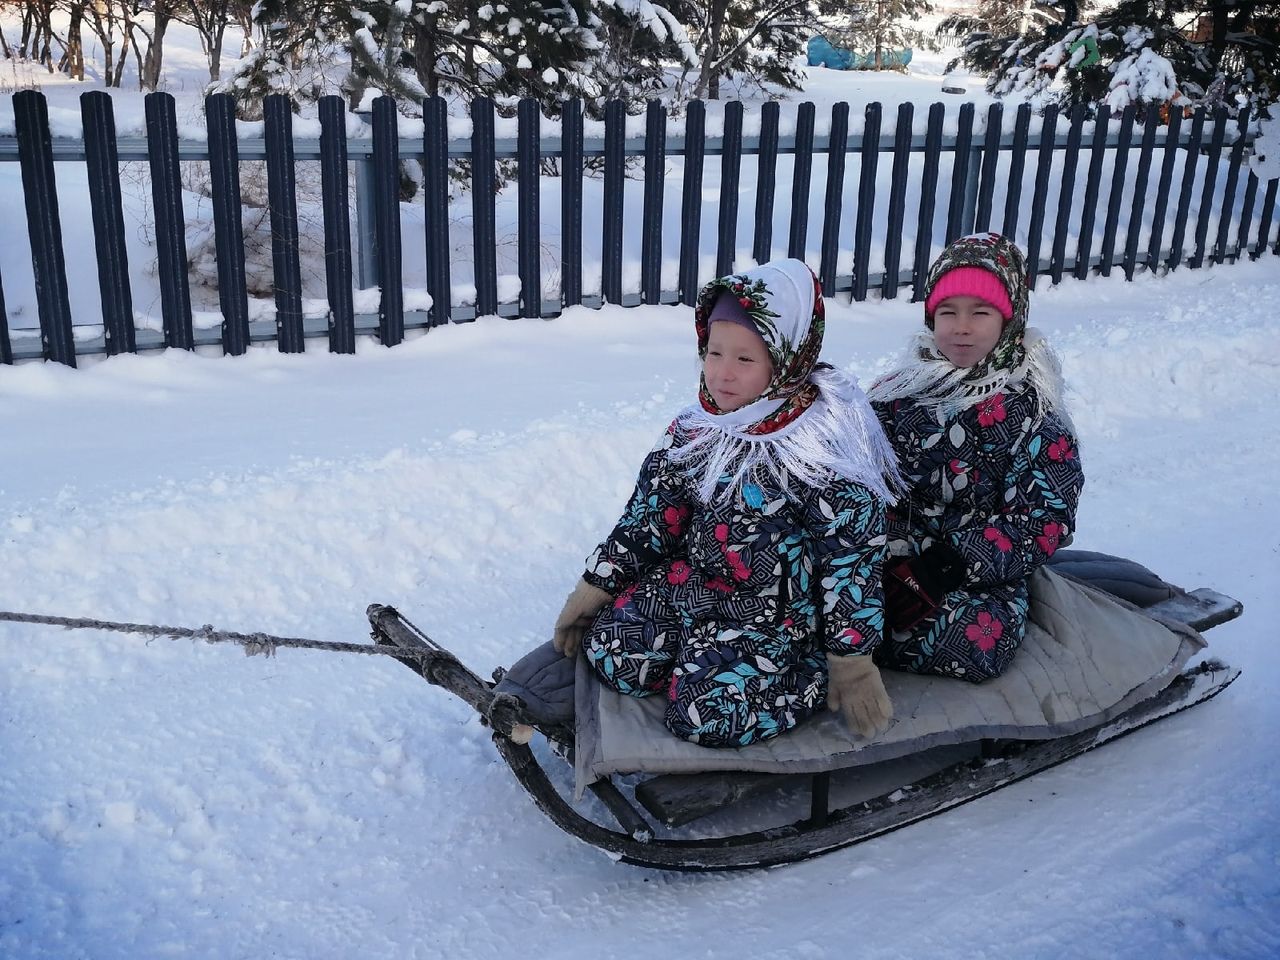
[551,579,612,658]
[826,654,893,740]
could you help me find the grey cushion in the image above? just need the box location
[493,641,576,725]
[572,567,1205,795]
[1045,549,1178,608]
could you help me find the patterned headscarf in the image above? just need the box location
[693,260,827,436]
[870,233,1068,422]
[671,259,902,505]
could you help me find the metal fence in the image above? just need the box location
[1,89,1277,366]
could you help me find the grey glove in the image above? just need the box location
[826,654,893,740]
[551,579,613,658]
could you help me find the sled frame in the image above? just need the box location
[367,589,1241,872]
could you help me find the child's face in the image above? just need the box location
[703,320,774,411]
[932,296,1005,367]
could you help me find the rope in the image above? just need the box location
[0,609,441,662]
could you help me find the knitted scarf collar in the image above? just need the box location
[869,233,1070,425]
[671,258,902,505]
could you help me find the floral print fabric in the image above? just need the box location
[581,420,888,748]
[872,386,1084,681]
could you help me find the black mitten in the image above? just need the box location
[884,542,967,632]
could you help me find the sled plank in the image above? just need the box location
[495,660,1239,871]
[1146,588,1243,633]
[636,771,809,827]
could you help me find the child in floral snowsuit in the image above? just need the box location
[869,233,1085,681]
[551,260,903,747]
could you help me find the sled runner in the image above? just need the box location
[369,552,1241,871]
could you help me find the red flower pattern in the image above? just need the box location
[983,526,1013,552]
[667,561,691,585]
[613,583,638,609]
[976,393,1007,427]
[663,505,689,535]
[965,611,1004,651]
[1036,521,1063,556]
[1048,436,1075,462]
[724,549,751,582]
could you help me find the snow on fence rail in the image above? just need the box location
[0,89,1277,366]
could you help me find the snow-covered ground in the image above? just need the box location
[2,257,1278,959]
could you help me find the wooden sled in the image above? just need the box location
[366,581,1242,872]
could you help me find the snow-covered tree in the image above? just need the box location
[216,0,693,118]
[671,0,831,100]
[947,0,1280,114]
[825,0,936,70]
[937,0,1064,44]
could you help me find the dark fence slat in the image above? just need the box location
[945,102,975,243]
[145,93,194,351]
[753,101,780,264]
[1098,104,1135,277]
[819,101,851,295]
[678,101,706,305]
[263,95,304,353]
[1122,105,1159,281]
[471,97,499,316]
[788,101,816,260]
[641,100,665,305]
[881,102,914,299]
[424,94,451,324]
[1235,171,1259,260]
[318,96,355,354]
[81,90,135,355]
[912,102,946,301]
[206,94,250,355]
[1190,106,1229,269]
[1168,107,1206,270]
[0,277,10,364]
[1074,105,1110,281]
[517,98,541,318]
[1254,178,1278,259]
[559,98,583,309]
[975,103,1002,233]
[716,101,744,277]
[371,96,404,345]
[15,91,75,365]
[602,99,625,304]
[1213,107,1250,263]
[1001,103,1033,241]
[1025,104,1059,288]
[1051,103,1086,284]
[851,102,879,301]
[1146,107,1183,275]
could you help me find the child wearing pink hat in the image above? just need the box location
[550,259,904,746]
[869,233,1085,681]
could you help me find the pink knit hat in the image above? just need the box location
[924,266,1014,321]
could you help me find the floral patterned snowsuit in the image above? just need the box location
[581,422,888,748]
[872,387,1084,680]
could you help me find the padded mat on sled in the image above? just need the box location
[573,567,1206,794]
[1045,549,1178,608]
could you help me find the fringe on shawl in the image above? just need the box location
[668,366,905,506]
[867,327,1075,433]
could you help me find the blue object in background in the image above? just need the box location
[807,36,913,70]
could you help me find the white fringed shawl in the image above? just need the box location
[668,364,904,505]
[868,327,1075,433]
